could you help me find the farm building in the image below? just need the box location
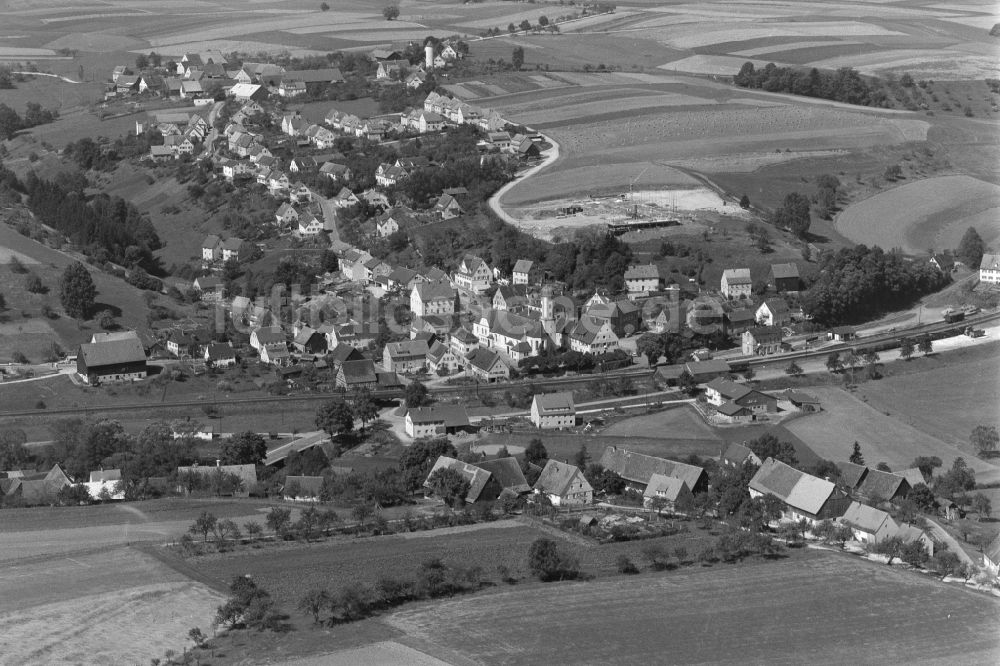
[467,348,509,382]
[475,457,531,494]
[838,501,898,545]
[264,431,330,467]
[725,308,756,337]
[720,442,762,469]
[827,326,857,342]
[404,406,471,439]
[533,460,592,506]
[683,359,731,383]
[624,263,663,297]
[424,456,502,504]
[930,254,954,273]
[336,359,379,390]
[410,281,456,317]
[642,474,693,512]
[204,343,236,367]
[76,337,148,385]
[383,339,429,374]
[530,392,576,429]
[836,462,911,504]
[283,475,324,501]
[598,446,708,494]
[176,463,257,497]
[892,468,927,489]
[979,253,1000,284]
[0,464,73,505]
[748,458,851,526]
[781,390,821,412]
[704,378,777,420]
[769,263,800,292]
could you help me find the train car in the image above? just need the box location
[943,310,965,324]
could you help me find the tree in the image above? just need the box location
[244,520,263,541]
[932,551,961,580]
[24,274,46,293]
[970,424,998,457]
[971,493,992,521]
[527,537,580,582]
[59,261,97,319]
[315,398,354,437]
[909,483,936,512]
[298,589,330,625]
[956,227,985,270]
[899,337,914,360]
[518,19,531,32]
[508,22,517,35]
[748,434,798,467]
[319,1,330,10]
[912,456,942,480]
[135,53,149,70]
[352,388,378,428]
[427,466,470,507]
[825,351,842,374]
[97,309,116,330]
[187,627,206,649]
[784,361,803,377]
[573,444,590,469]
[524,438,548,466]
[190,511,217,542]
[538,15,549,26]
[221,431,266,465]
[678,369,697,395]
[382,5,399,20]
[404,380,429,408]
[918,334,933,356]
[739,194,750,209]
[849,441,865,466]
[773,192,811,238]
[511,46,525,71]
[266,507,292,537]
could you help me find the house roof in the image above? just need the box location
[339,359,378,384]
[840,501,895,535]
[414,280,455,302]
[78,338,147,368]
[284,475,324,497]
[705,378,752,401]
[722,268,752,284]
[534,459,590,497]
[253,327,286,345]
[770,263,800,279]
[836,461,868,488]
[206,343,235,360]
[451,327,478,344]
[642,474,690,501]
[424,455,493,503]
[329,343,364,365]
[476,457,530,494]
[221,237,248,251]
[177,463,257,489]
[760,298,790,315]
[749,458,836,516]
[893,468,927,488]
[598,447,705,490]
[781,389,820,405]
[857,468,909,501]
[386,339,429,359]
[745,325,783,342]
[624,263,661,281]
[407,405,470,427]
[721,442,759,467]
[512,259,534,274]
[265,430,330,466]
[89,468,121,483]
[533,391,575,414]
[468,348,504,373]
[717,401,751,416]
[726,308,756,324]
[931,254,954,270]
[979,253,1000,270]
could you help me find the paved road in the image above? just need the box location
[924,517,975,567]
[487,135,560,227]
[315,190,350,252]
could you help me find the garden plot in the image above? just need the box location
[835,175,1000,255]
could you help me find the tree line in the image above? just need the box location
[0,101,59,141]
[734,62,890,108]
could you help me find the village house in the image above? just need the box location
[567,316,619,355]
[492,284,528,313]
[411,281,456,317]
[426,340,460,374]
[980,253,1000,284]
[250,326,286,353]
[319,162,352,182]
[721,268,752,299]
[298,211,324,236]
[704,378,777,420]
[449,327,479,358]
[229,83,266,102]
[511,258,540,286]
[755,298,791,327]
[467,348,509,382]
[204,342,237,368]
[202,235,222,262]
[742,326,783,356]
[530,392,576,430]
[838,501,899,545]
[836,462,911,505]
[642,475,694,513]
[336,359,379,390]
[293,326,328,355]
[929,253,955,273]
[586,298,641,338]
[599,447,708,495]
[725,307,757,337]
[423,456,502,504]
[452,255,493,293]
[748,458,852,526]
[533,460,593,506]
[383,339,429,374]
[405,406,471,439]
[770,263,801,292]
[720,442,763,469]
[275,203,299,226]
[624,263,663,297]
[376,206,418,238]
[221,237,254,263]
[76,337,147,385]
[433,193,463,219]
[473,310,546,362]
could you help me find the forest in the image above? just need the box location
[734,62,890,108]
[801,245,950,325]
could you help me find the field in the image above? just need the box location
[383,550,1000,665]
[835,175,1000,254]
[600,404,719,441]
[785,385,1000,485]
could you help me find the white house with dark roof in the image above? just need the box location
[406,406,471,439]
[980,253,1000,284]
[533,460,592,506]
[511,259,538,286]
[749,457,851,525]
[624,263,663,297]
[838,501,899,545]
[567,316,619,355]
[530,392,576,429]
[202,235,222,262]
[452,255,493,293]
[467,348,509,382]
[383,339,429,373]
[755,298,791,327]
[642,475,693,512]
[721,268,752,299]
[411,281,456,317]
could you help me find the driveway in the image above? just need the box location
[924,517,976,567]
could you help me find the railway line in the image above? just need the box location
[0,311,995,420]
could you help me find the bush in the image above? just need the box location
[11,350,28,364]
[527,537,580,582]
[616,555,639,574]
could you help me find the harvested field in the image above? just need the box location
[835,175,1000,255]
[601,404,721,440]
[650,22,909,50]
[660,54,781,76]
[784,386,1000,484]
[385,551,1000,665]
[501,163,698,206]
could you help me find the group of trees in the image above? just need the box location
[734,62,890,108]
[770,192,811,239]
[802,245,951,325]
[22,171,162,269]
[956,227,986,270]
[0,101,59,141]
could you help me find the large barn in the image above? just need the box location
[76,337,148,385]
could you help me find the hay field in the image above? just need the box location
[601,404,720,440]
[784,386,1000,484]
[500,162,698,206]
[385,551,1000,665]
[835,175,1000,255]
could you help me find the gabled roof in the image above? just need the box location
[857,467,909,501]
[893,468,927,488]
[284,475,324,497]
[206,343,235,360]
[512,259,534,274]
[721,442,759,467]
[721,268,751,284]
[726,308,756,324]
[760,298,790,315]
[745,325,783,341]
[253,327,286,345]
[79,338,147,368]
[476,457,530,494]
[770,263,800,279]
[642,474,690,501]
[424,455,493,503]
[385,339,429,359]
[598,447,705,491]
[413,280,455,302]
[329,343,364,365]
[468,348,504,373]
[221,237,249,251]
[407,405,470,427]
[749,458,836,516]
[705,378,751,401]
[534,459,590,497]
[624,263,661,281]
[451,326,478,344]
[836,461,868,488]
[533,391,575,414]
[979,253,1000,270]
[89,469,121,483]
[840,501,896,535]
[339,359,377,384]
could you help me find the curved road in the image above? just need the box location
[487,135,561,227]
